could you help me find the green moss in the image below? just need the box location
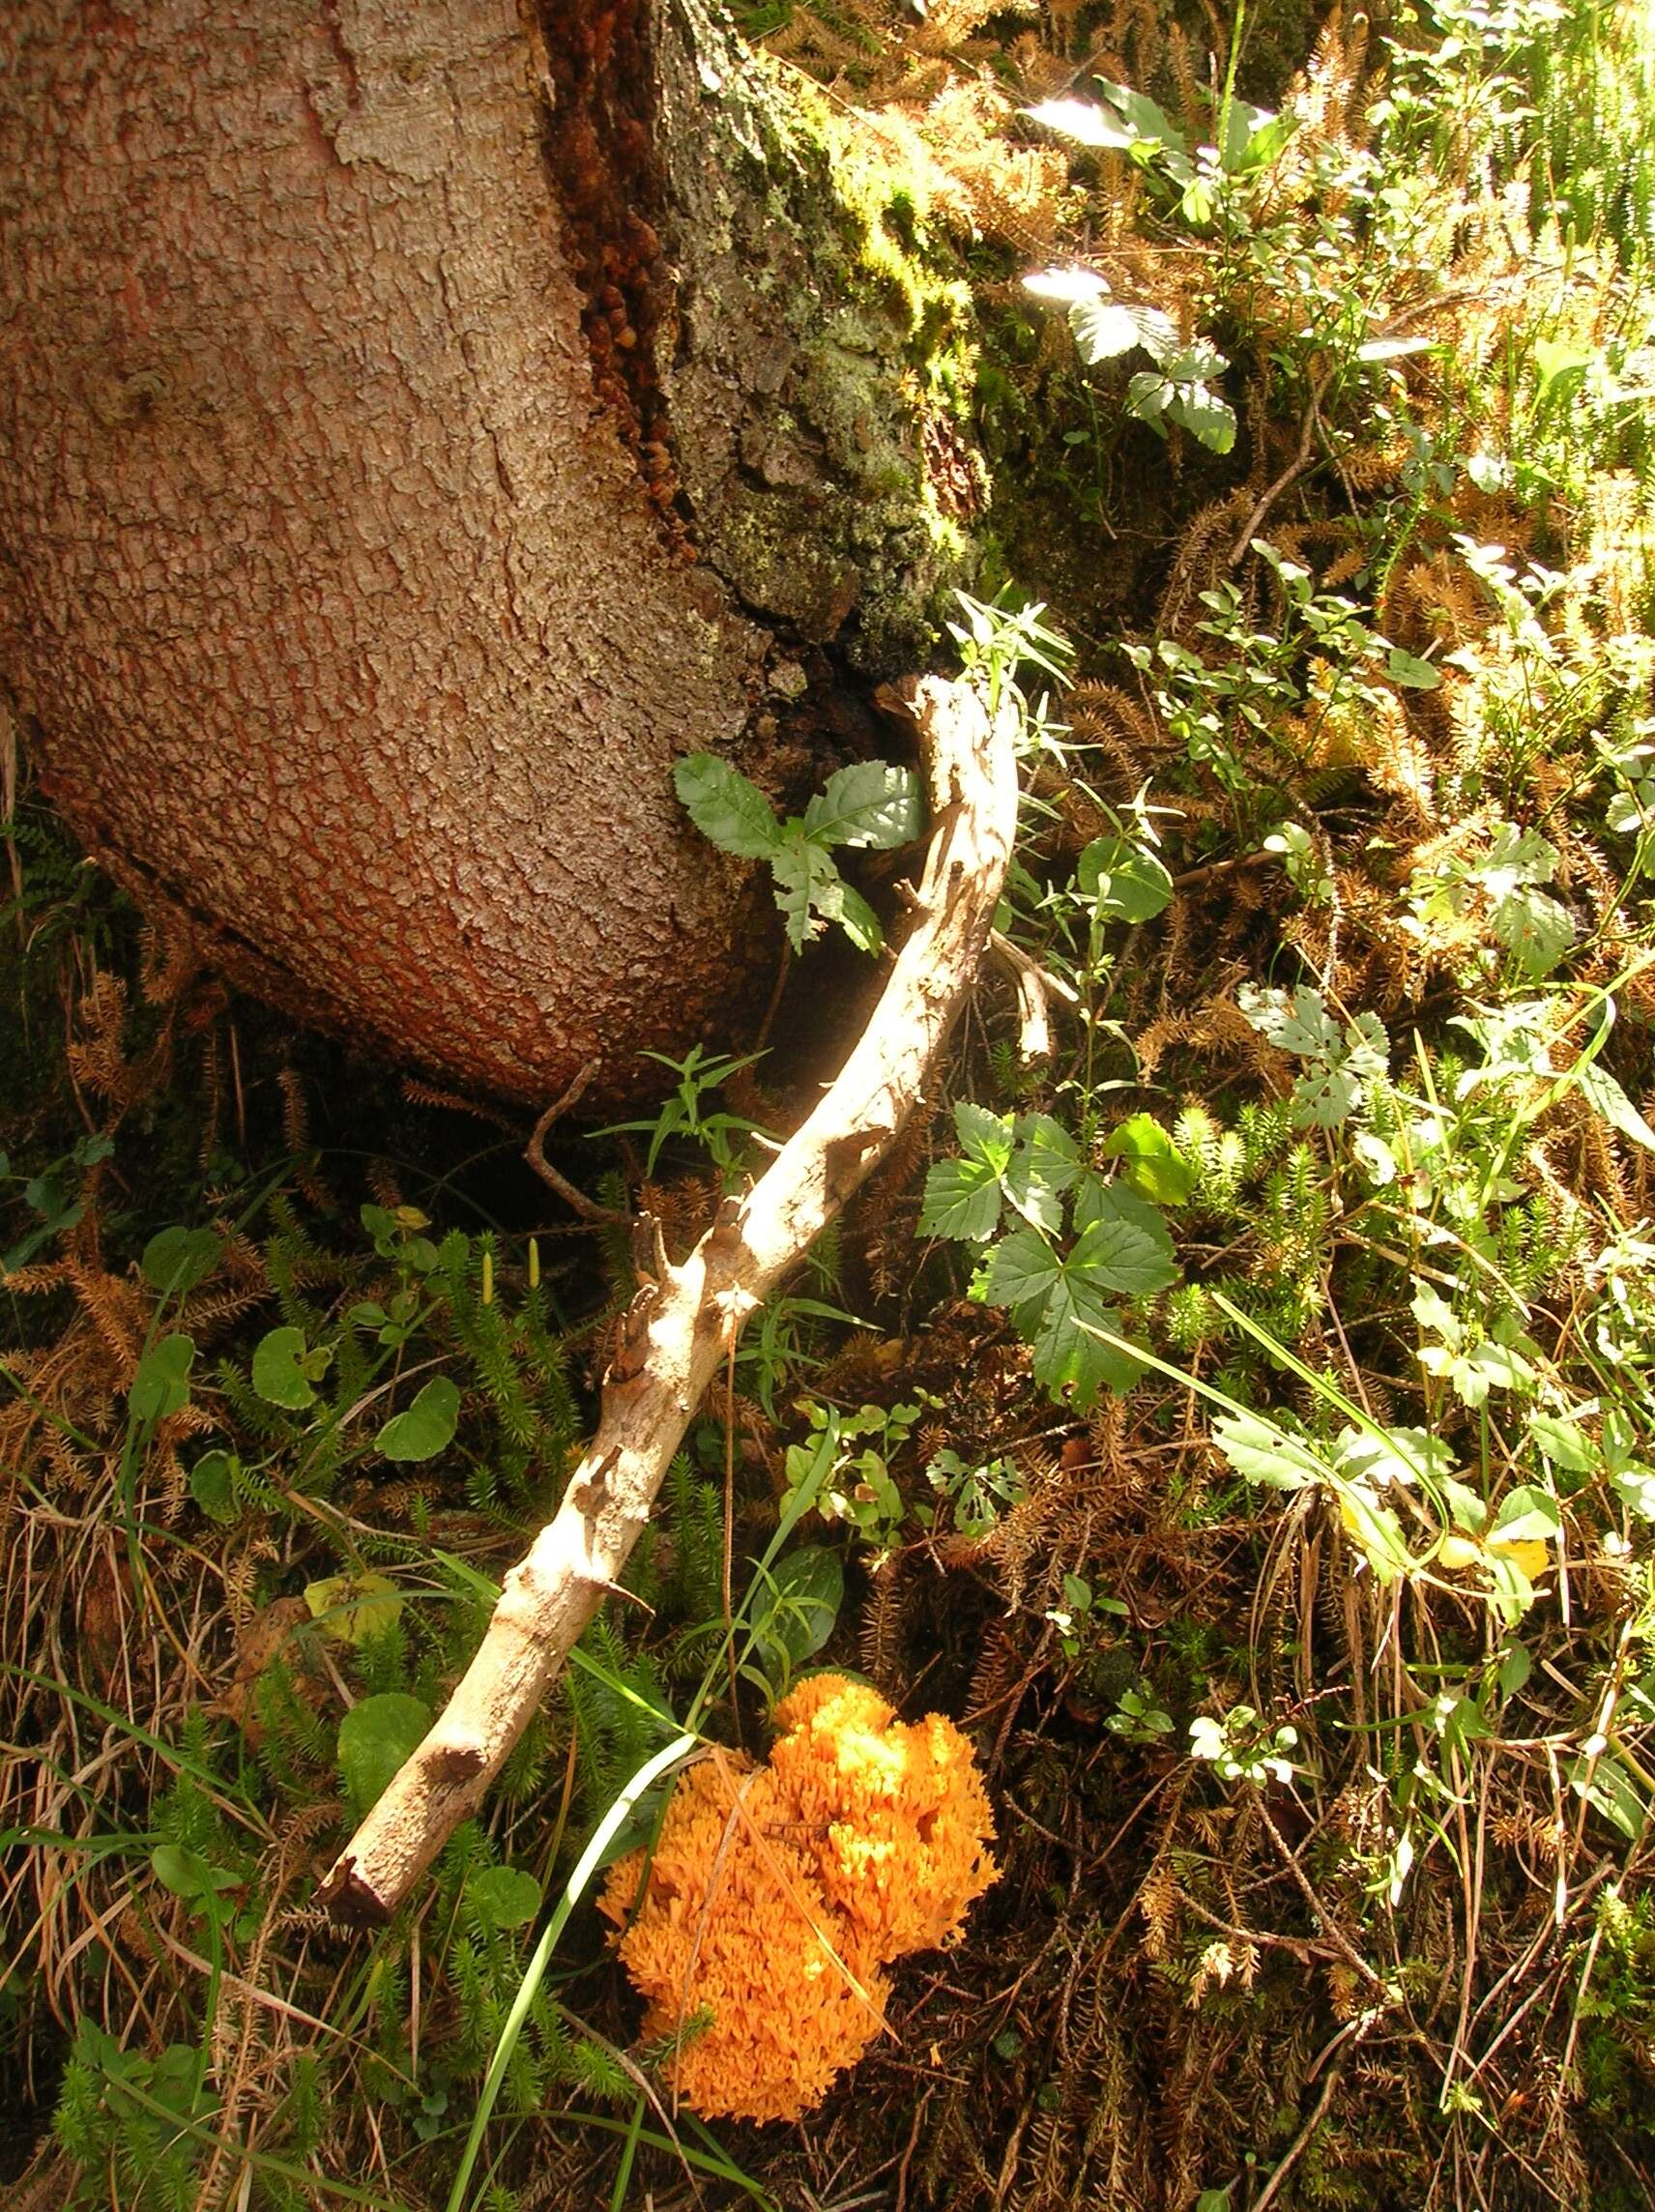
[740,78,984,659]
[808,98,979,407]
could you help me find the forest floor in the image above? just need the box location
[5,3,1655,2209]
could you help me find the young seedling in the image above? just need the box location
[673,754,923,955]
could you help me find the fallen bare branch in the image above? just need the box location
[989,927,1079,1065]
[321,676,1019,1921]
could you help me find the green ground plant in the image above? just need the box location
[6,1,1655,2208]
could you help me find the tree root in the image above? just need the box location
[320,675,1018,1922]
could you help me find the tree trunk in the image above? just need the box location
[0,0,973,1107]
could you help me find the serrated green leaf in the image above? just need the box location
[769,833,841,953]
[1335,1425,1453,1491]
[1029,1283,1144,1407]
[375,1376,461,1463]
[1069,294,1177,367]
[1213,1412,1327,1489]
[828,880,885,954]
[802,862,883,952]
[1212,1415,1327,1486]
[1069,1199,1178,1296]
[1423,1335,1535,1409]
[1125,369,1174,428]
[252,1324,317,1410]
[1068,296,1148,362]
[1440,1474,1490,1533]
[956,1099,1016,1168]
[919,1156,1003,1242]
[985,1202,1169,1408]
[1238,982,1339,1058]
[1491,886,1574,976]
[1292,1062,1363,1128]
[1067,1311,1150,1397]
[801,761,922,851]
[337,1693,431,1818]
[1240,985,1387,1127]
[1490,1485,1561,1548]
[673,754,781,859]
[983,1226,1062,1324]
[1004,1113,1081,1233]
[1528,1412,1596,1472]
[1481,825,1559,889]
[1411,1283,1460,1339]
[1166,382,1237,453]
[1617,1462,1655,1517]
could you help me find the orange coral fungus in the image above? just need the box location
[597,1674,998,2124]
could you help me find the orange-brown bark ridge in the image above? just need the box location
[0,0,978,1107]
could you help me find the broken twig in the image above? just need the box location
[321,676,1018,1920]
[524,1059,624,1224]
[988,927,1079,1065]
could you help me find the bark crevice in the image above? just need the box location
[533,0,684,538]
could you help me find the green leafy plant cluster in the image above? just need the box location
[673,753,922,954]
[12,2,1655,2207]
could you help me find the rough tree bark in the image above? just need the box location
[0,0,977,1107]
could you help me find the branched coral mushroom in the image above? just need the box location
[597,1673,998,2123]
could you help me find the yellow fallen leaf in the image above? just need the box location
[304,1571,403,1644]
[1488,1535,1550,1581]
[1437,1533,1551,1582]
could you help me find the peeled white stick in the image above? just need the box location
[321,675,1019,1921]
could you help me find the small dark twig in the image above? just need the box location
[1226,367,1337,569]
[1258,1799,1385,1991]
[1251,2064,1345,2212]
[1170,850,1275,892]
[752,945,791,1054]
[894,2087,933,2212]
[524,1059,624,1223]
